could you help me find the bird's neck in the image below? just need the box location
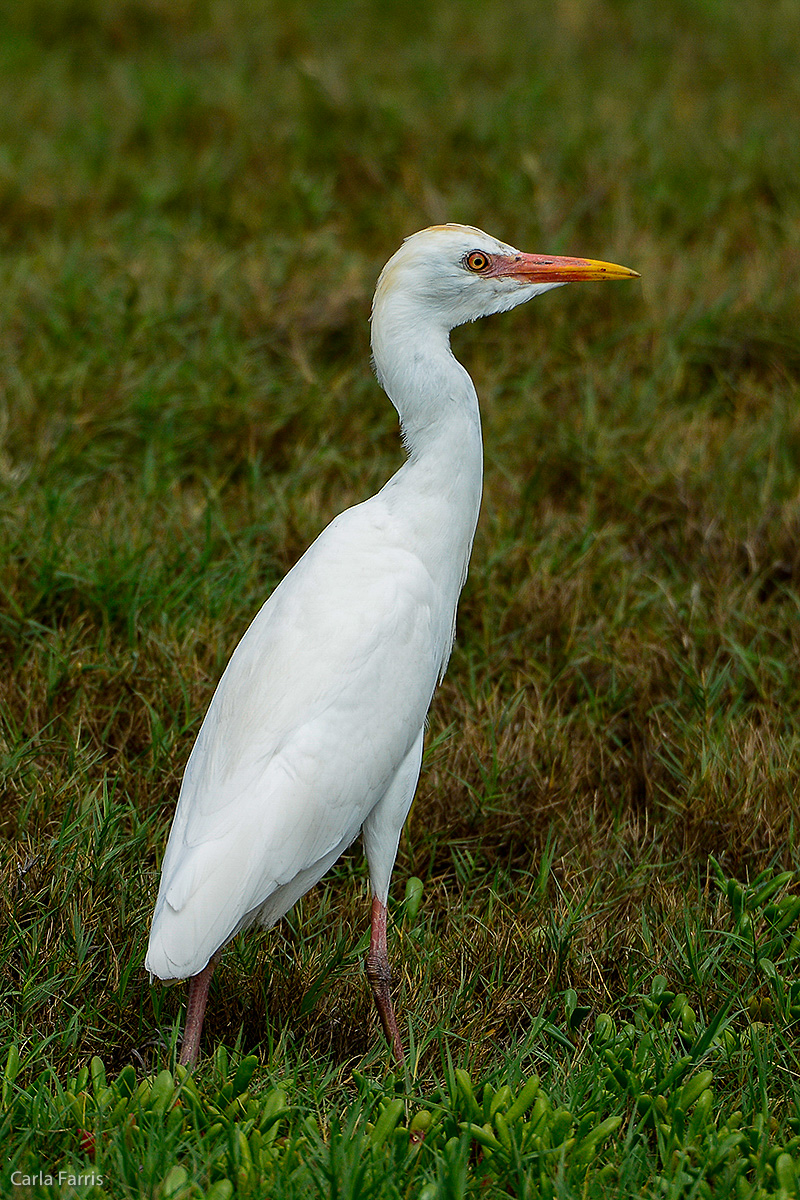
[371,308,484,591]
[371,302,481,455]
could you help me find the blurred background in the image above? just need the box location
[0,0,799,1069]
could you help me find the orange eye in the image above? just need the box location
[464,250,491,273]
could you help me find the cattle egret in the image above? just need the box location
[146,224,638,1067]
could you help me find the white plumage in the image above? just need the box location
[146,224,637,1065]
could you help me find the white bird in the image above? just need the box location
[146,224,638,1067]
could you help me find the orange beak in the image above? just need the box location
[489,253,639,283]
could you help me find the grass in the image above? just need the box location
[0,0,799,1194]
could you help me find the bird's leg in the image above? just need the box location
[365,896,406,1066]
[179,957,216,1068]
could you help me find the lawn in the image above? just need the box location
[1,0,800,1195]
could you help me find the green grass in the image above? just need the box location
[1,0,799,1195]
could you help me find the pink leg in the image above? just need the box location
[365,897,406,1066]
[179,958,216,1067]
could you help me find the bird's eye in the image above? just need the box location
[464,250,491,273]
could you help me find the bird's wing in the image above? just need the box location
[146,499,446,978]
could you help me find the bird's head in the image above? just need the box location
[372,223,639,333]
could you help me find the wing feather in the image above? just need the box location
[146,498,449,979]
